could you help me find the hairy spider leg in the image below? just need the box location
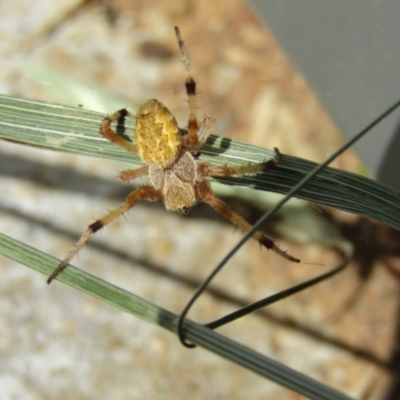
[195,116,216,151]
[200,148,281,177]
[174,26,199,148]
[47,186,161,284]
[119,165,149,182]
[198,182,300,263]
[100,108,138,153]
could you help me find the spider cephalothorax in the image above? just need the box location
[47,27,299,284]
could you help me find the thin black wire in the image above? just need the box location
[178,98,400,347]
[205,253,350,330]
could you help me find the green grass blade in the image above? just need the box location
[0,94,399,231]
[0,231,353,400]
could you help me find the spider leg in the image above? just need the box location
[200,148,281,177]
[119,165,149,182]
[194,116,216,151]
[47,186,161,284]
[199,182,300,263]
[100,108,138,153]
[174,26,199,148]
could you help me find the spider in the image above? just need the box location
[47,27,300,284]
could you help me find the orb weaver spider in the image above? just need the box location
[47,27,299,284]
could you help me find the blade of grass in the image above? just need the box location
[1,94,399,230]
[0,231,353,400]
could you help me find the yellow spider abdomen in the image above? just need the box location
[135,99,182,167]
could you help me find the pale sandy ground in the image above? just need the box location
[0,1,399,399]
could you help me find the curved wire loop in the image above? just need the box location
[178,248,351,347]
[205,251,351,331]
[177,98,400,348]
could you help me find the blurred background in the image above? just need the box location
[0,1,399,399]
